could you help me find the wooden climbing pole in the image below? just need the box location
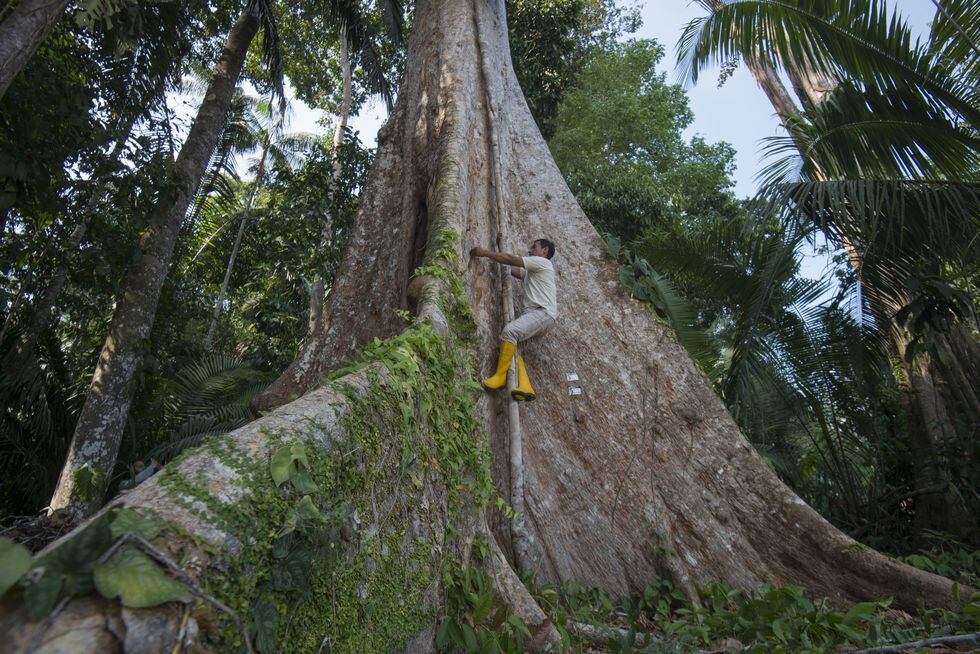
[472,0,532,571]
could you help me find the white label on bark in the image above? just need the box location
[565,372,579,382]
[569,387,582,396]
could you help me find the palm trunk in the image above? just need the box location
[0,0,70,101]
[47,7,260,521]
[204,133,271,350]
[305,24,353,334]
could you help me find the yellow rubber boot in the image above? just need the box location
[511,355,536,401]
[482,341,516,390]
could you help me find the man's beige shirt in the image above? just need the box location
[520,256,558,318]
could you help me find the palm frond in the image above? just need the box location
[676,0,980,126]
[251,0,287,112]
[759,178,980,264]
[150,354,274,463]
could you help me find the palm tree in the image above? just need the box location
[638,209,898,530]
[676,0,979,538]
[47,1,282,521]
[202,97,314,350]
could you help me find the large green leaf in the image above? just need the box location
[24,570,63,620]
[109,508,162,540]
[93,546,188,608]
[271,544,312,592]
[251,594,280,654]
[270,444,318,492]
[0,538,32,596]
[45,518,113,596]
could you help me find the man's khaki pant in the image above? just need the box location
[500,308,555,346]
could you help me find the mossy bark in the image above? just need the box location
[4,338,485,652]
[257,0,964,611]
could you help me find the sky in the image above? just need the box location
[273,1,941,287]
[292,0,940,198]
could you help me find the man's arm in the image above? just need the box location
[510,266,525,280]
[469,246,523,268]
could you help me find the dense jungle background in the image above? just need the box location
[0,0,977,651]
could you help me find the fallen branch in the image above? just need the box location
[569,622,736,654]
[851,632,980,653]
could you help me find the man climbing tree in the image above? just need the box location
[470,238,558,401]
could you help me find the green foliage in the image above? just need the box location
[606,234,717,372]
[276,0,406,112]
[900,532,980,588]
[436,565,530,653]
[550,39,736,243]
[269,443,318,493]
[3,507,183,619]
[71,463,106,502]
[675,0,980,547]
[148,353,274,464]
[0,538,31,596]
[508,0,640,138]
[92,545,188,608]
[530,575,979,653]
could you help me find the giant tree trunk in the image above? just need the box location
[0,0,70,101]
[3,1,964,651]
[47,7,260,521]
[256,0,960,606]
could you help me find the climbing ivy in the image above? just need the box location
[152,312,493,653]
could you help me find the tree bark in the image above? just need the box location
[47,7,261,521]
[254,0,962,609]
[0,0,70,101]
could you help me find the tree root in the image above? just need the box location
[481,524,563,652]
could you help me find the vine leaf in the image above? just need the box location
[270,444,319,493]
[24,570,62,620]
[251,594,280,654]
[93,546,189,608]
[109,508,162,540]
[0,538,31,595]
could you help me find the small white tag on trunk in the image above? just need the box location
[568,387,582,396]
[565,372,579,382]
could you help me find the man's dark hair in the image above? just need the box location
[535,238,556,259]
